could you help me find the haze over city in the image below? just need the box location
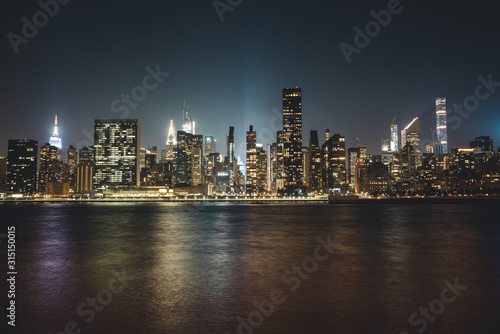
[1,0,499,159]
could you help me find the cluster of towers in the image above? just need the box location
[2,93,499,197]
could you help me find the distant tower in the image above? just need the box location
[390,118,398,152]
[401,117,421,166]
[435,97,448,154]
[50,114,62,150]
[282,87,303,192]
[167,119,177,145]
[182,100,195,134]
[325,127,331,143]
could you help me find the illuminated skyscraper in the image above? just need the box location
[162,118,177,162]
[6,139,38,195]
[50,114,62,150]
[282,87,303,192]
[308,130,322,191]
[321,133,347,192]
[435,97,448,154]
[246,125,257,194]
[182,101,195,134]
[38,143,60,194]
[390,119,398,152]
[93,119,140,188]
[401,117,421,166]
[227,126,235,192]
[325,127,331,143]
[176,131,203,186]
[204,136,216,162]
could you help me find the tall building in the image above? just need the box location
[182,101,195,134]
[256,143,268,194]
[435,97,448,154]
[67,145,78,192]
[38,143,60,194]
[76,163,94,194]
[246,125,257,194]
[162,118,177,162]
[176,131,203,186]
[282,87,303,192]
[325,127,331,143]
[49,114,62,150]
[401,117,421,167]
[348,145,367,188]
[94,119,140,189]
[322,134,347,192]
[308,130,322,191]
[0,157,7,194]
[390,120,399,152]
[227,126,235,192]
[6,139,38,195]
[204,136,216,162]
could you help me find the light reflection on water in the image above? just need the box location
[0,202,499,334]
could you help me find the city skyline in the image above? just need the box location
[1,1,499,158]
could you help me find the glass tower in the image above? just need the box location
[435,97,448,155]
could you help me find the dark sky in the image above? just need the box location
[1,0,499,160]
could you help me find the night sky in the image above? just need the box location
[1,0,499,160]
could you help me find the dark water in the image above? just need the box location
[1,202,499,334]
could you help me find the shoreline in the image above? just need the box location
[1,196,500,204]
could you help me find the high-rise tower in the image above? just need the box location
[390,118,398,152]
[182,100,195,134]
[401,117,421,166]
[50,114,62,150]
[435,97,448,155]
[282,87,303,192]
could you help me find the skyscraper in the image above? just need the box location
[0,157,6,194]
[176,131,203,186]
[204,136,216,162]
[6,139,38,195]
[321,133,347,192]
[308,130,322,191]
[227,126,235,192]
[49,114,62,150]
[38,143,60,194]
[282,87,303,192]
[325,127,331,143]
[182,101,195,134]
[390,120,398,152]
[435,97,448,154]
[67,145,78,192]
[401,117,421,166]
[246,125,257,194]
[93,119,140,189]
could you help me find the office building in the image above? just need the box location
[322,133,347,192]
[6,139,38,195]
[282,87,303,192]
[246,125,257,194]
[94,119,140,189]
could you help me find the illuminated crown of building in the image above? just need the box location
[167,118,176,145]
[49,114,62,150]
